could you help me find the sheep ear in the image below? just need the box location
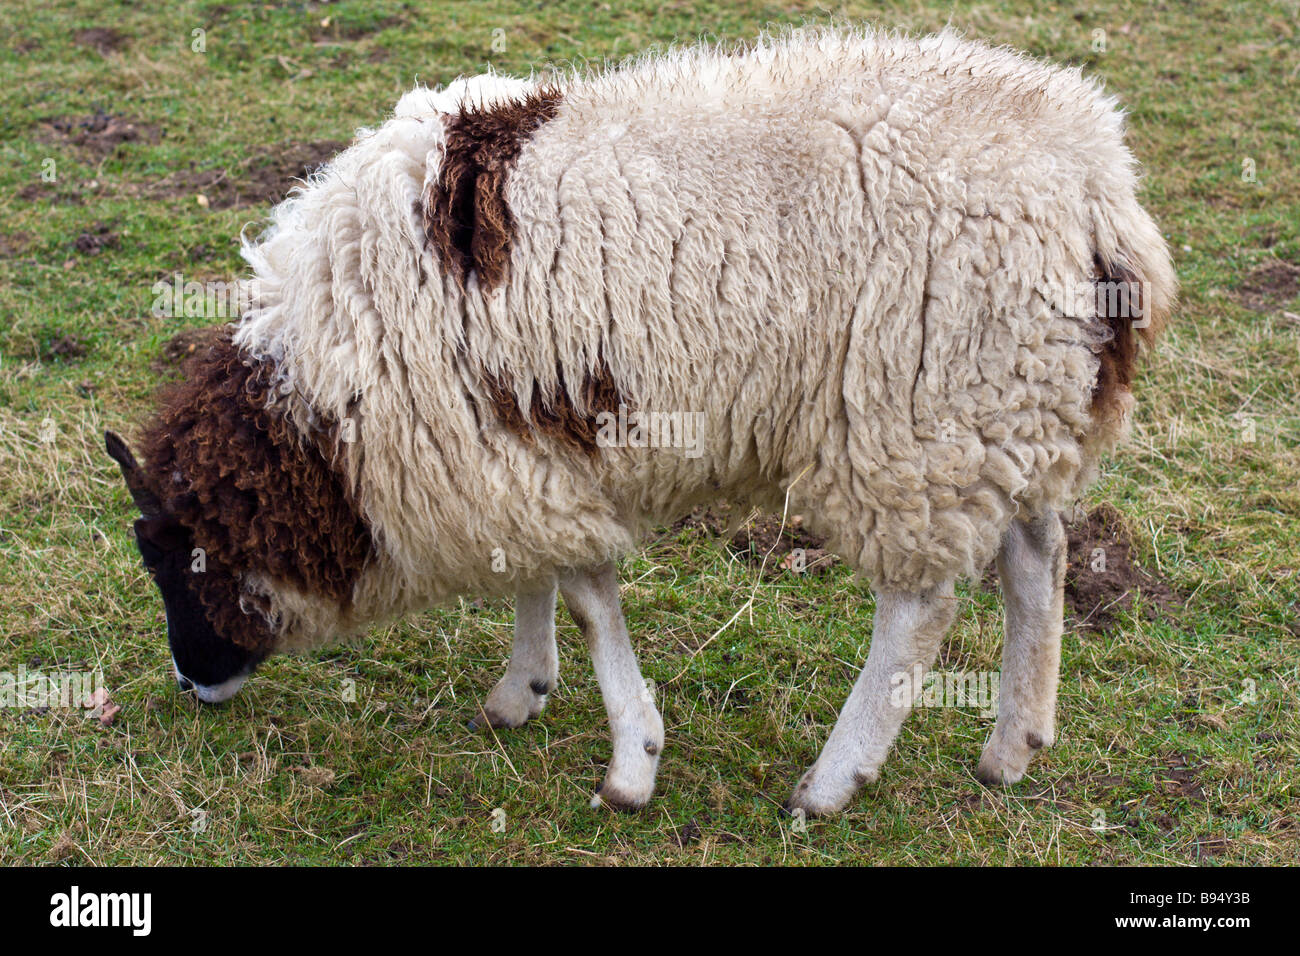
[105,430,162,517]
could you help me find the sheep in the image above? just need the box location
[107,25,1175,815]
[394,70,535,119]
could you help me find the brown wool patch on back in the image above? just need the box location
[484,359,625,457]
[1091,254,1147,423]
[140,328,372,650]
[422,87,563,291]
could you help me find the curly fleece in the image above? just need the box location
[230,27,1174,651]
[140,329,372,649]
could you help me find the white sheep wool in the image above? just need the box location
[234,25,1174,652]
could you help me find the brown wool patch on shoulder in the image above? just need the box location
[484,358,625,457]
[422,86,563,292]
[140,328,372,650]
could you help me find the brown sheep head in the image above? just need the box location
[105,430,268,702]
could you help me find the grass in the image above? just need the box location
[1,0,1297,865]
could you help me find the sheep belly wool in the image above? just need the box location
[233,27,1174,651]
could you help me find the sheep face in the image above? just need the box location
[107,430,267,704]
[136,513,266,702]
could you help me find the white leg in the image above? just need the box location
[788,580,958,815]
[477,578,559,729]
[976,509,1065,785]
[560,564,664,811]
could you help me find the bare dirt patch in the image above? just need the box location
[672,820,703,848]
[675,503,1170,601]
[73,28,127,55]
[73,223,118,256]
[1075,754,1209,838]
[153,140,346,210]
[1192,833,1233,857]
[45,334,88,361]
[38,111,161,159]
[669,503,736,537]
[730,513,840,577]
[1233,258,1300,312]
[1064,504,1180,631]
[668,504,839,576]
[1157,752,1205,802]
[0,232,32,258]
[16,182,86,205]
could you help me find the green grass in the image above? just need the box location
[1,0,1297,865]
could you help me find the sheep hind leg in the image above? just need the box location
[787,580,958,816]
[476,578,559,729]
[975,508,1065,785]
[560,564,664,811]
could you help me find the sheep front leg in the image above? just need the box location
[976,510,1065,785]
[560,564,664,811]
[477,578,559,729]
[788,581,958,815]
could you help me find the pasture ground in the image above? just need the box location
[0,0,1297,864]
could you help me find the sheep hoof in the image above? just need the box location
[974,759,1025,787]
[785,765,862,816]
[589,746,659,811]
[480,674,552,729]
[976,725,1051,786]
[590,783,650,812]
[471,703,529,730]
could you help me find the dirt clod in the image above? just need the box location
[155,140,345,210]
[73,223,117,255]
[1233,259,1300,312]
[153,326,222,372]
[39,110,160,159]
[1158,753,1205,802]
[47,334,88,360]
